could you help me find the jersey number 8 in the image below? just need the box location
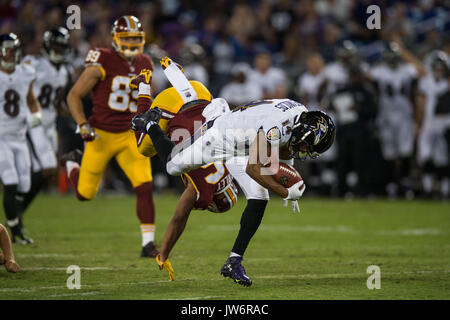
[108,76,138,112]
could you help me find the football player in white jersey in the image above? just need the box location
[0,33,43,244]
[416,51,449,197]
[131,61,335,286]
[133,96,335,197]
[19,28,71,219]
[369,41,426,198]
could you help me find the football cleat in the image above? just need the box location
[60,149,83,167]
[141,241,159,258]
[220,256,252,287]
[9,225,33,245]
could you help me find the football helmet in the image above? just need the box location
[430,50,449,79]
[383,42,402,68]
[111,15,145,58]
[207,177,238,213]
[288,111,336,160]
[0,33,21,71]
[42,27,70,64]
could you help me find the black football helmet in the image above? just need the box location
[288,111,336,160]
[42,27,70,64]
[430,50,449,79]
[0,33,21,71]
[383,42,402,68]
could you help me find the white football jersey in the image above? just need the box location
[0,64,36,140]
[213,98,308,153]
[248,67,287,95]
[298,71,326,110]
[370,63,418,117]
[219,81,263,107]
[418,72,448,126]
[22,55,69,129]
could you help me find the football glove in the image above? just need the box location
[129,69,153,90]
[156,254,174,281]
[79,122,96,141]
[28,111,42,128]
[283,180,306,201]
[284,199,300,214]
[131,108,162,133]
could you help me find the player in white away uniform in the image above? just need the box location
[20,27,71,216]
[370,42,426,197]
[417,51,450,197]
[131,60,335,286]
[134,96,334,196]
[0,33,43,244]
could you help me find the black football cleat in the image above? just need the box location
[141,241,159,258]
[60,149,83,167]
[10,225,33,245]
[220,256,252,287]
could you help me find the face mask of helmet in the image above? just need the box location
[42,29,70,64]
[288,124,320,160]
[288,112,336,160]
[1,46,20,71]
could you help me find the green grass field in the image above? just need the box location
[0,193,449,300]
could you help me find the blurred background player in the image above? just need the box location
[130,59,238,281]
[369,40,426,198]
[0,33,43,244]
[417,50,450,198]
[219,62,263,110]
[19,27,71,221]
[0,223,19,272]
[248,51,288,99]
[62,16,158,257]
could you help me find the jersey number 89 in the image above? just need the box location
[108,76,138,113]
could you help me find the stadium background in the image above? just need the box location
[1,0,450,301]
[1,0,449,199]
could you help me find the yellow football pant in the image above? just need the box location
[77,128,152,199]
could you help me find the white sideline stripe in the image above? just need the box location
[46,291,102,298]
[1,270,449,293]
[206,225,445,236]
[22,267,112,271]
[17,254,77,258]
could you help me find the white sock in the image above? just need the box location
[65,161,79,176]
[229,252,241,258]
[141,224,155,246]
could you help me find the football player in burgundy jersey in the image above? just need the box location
[130,60,239,281]
[63,16,158,257]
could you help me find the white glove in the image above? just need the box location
[283,180,306,200]
[28,111,42,128]
[284,199,300,213]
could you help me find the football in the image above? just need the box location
[272,163,302,188]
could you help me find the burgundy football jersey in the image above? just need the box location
[85,47,154,132]
[167,103,236,211]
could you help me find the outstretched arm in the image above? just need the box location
[158,181,197,262]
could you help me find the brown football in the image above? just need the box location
[273,163,302,188]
